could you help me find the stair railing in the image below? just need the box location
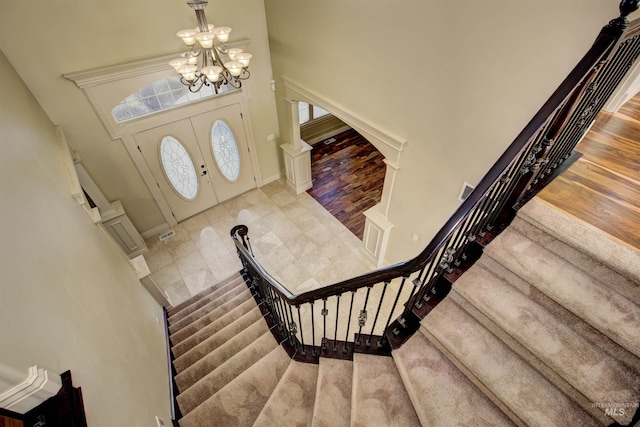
[232,1,640,363]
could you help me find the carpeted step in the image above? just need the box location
[510,214,640,304]
[311,358,353,427]
[485,225,640,358]
[519,198,640,282]
[351,353,421,427]
[393,332,514,426]
[176,331,278,415]
[172,294,256,358]
[423,298,601,426]
[173,306,263,374]
[253,360,319,427]
[170,288,254,346]
[167,272,243,318]
[175,317,269,392]
[452,260,640,425]
[168,279,247,334]
[178,345,291,427]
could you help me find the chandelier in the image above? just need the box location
[169,0,252,93]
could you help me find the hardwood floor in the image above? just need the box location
[307,129,386,239]
[539,93,640,249]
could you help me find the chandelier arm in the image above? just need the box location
[238,68,250,80]
[219,69,242,89]
[210,44,224,67]
[214,41,230,55]
[187,75,207,93]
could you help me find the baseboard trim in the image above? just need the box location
[305,125,352,145]
[260,172,283,186]
[142,223,171,239]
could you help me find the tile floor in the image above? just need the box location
[145,178,376,307]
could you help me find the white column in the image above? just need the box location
[280,99,313,194]
[361,160,398,267]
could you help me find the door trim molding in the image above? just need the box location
[121,92,257,228]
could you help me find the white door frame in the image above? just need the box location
[120,90,260,228]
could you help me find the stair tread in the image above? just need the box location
[168,272,243,318]
[394,332,515,427]
[485,225,640,358]
[178,345,291,427]
[254,360,319,427]
[173,306,263,375]
[311,358,353,427]
[175,315,269,392]
[170,288,254,346]
[453,261,640,425]
[423,298,601,426]
[169,279,246,334]
[351,353,421,427]
[176,330,278,416]
[172,292,255,358]
[510,214,640,304]
[519,197,640,281]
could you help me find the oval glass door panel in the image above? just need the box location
[159,136,199,200]
[211,120,241,182]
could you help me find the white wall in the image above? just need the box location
[0,51,172,426]
[264,0,624,263]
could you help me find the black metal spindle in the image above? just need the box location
[355,287,371,346]
[385,277,407,340]
[285,301,296,346]
[297,306,306,355]
[414,257,438,309]
[322,298,327,350]
[366,281,389,347]
[310,301,317,356]
[343,291,356,353]
[333,294,341,352]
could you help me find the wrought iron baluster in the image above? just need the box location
[343,291,355,354]
[321,298,328,350]
[286,303,297,348]
[272,289,287,338]
[310,301,317,357]
[385,277,407,339]
[354,287,371,346]
[366,281,389,347]
[333,294,341,352]
[471,179,504,238]
[414,258,438,309]
[296,306,305,355]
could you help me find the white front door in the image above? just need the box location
[191,104,256,202]
[134,104,255,222]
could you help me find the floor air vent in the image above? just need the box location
[323,137,337,145]
[159,230,175,241]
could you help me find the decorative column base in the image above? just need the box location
[361,206,394,267]
[280,140,313,194]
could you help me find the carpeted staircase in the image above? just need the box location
[165,198,640,426]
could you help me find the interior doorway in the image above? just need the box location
[306,127,386,239]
